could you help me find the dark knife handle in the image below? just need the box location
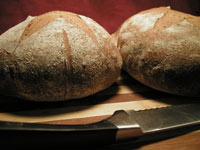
[0,110,143,148]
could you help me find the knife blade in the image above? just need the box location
[0,103,200,147]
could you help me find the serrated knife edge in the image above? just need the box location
[0,103,200,146]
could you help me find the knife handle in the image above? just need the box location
[0,110,143,147]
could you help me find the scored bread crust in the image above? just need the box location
[115,7,200,97]
[0,11,122,101]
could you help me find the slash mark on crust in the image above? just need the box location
[62,29,72,98]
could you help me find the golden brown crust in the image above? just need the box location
[143,7,200,31]
[0,11,122,101]
[116,7,200,97]
[21,11,98,44]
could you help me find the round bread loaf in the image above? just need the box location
[0,11,122,101]
[114,7,200,97]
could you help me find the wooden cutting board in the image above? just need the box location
[0,71,199,149]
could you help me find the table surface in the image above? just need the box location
[0,71,200,149]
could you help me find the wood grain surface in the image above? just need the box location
[0,71,199,149]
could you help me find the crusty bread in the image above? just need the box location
[0,11,122,101]
[114,7,200,97]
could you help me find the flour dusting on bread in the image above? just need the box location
[120,13,164,32]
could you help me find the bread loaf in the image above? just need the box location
[114,7,200,97]
[0,11,122,101]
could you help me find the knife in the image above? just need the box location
[0,103,200,147]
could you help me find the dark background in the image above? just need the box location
[0,0,199,34]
